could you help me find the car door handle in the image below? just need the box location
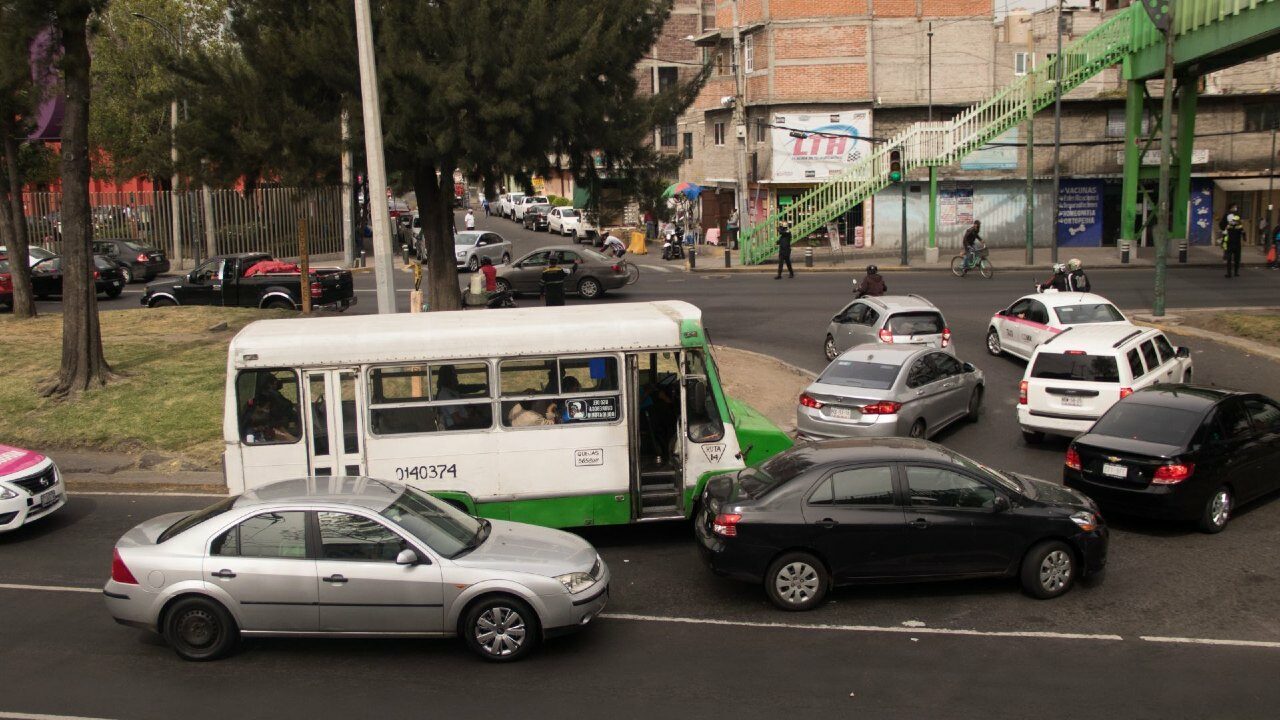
[322,574,348,584]
[817,518,839,529]
[909,518,930,530]
[916,389,926,396]
[210,569,236,579]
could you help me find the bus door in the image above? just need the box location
[680,349,737,497]
[303,368,367,477]
[628,351,684,519]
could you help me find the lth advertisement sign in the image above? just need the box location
[771,109,873,183]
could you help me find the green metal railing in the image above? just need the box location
[738,1,1273,265]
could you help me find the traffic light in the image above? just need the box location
[888,150,903,182]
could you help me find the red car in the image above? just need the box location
[0,257,12,309]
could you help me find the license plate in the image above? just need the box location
[826,406,855,420]
[111,281,121,287]
[39,489,57,505]
[1102,463,1128,479]
[1061,396,1083,407]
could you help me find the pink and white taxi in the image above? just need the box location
[0,444,66,532]
[987,292,1130,362]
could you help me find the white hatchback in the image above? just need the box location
[1019,325,1193,442]
[0,444,67,532]
[547,207,581,236]
[987,292,1129,362]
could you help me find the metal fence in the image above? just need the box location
[20,185,348,269]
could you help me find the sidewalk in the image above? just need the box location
[687,242,1257,273]
[50,450,225,494]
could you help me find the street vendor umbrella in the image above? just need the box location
[662,181,702,200]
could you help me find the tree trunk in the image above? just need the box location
[1,124,37,318]
[414,160,461,311]
[42,6,111,398]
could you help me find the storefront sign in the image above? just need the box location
[771,109,873,183]
[1188,180,1214,246]
[939,187,974,225]
[1057,179,1103,247]
[961,128,1019,170]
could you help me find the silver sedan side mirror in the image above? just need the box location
[395,548,419,565]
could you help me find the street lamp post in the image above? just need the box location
[131,12,184,271]
[1049,0,1065,266]
[730,1,749,258]
[353,0,398,314]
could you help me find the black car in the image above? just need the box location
[522,204,552,231]
[31,254,127,300]
[92,238,169,283]
[1065,385,1280,533]
[696,438,1107,610]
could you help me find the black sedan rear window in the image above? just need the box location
[1031,353,1119,382]
[819,359,901,390]
[887,312,943,336]
[1092,403,1202,446]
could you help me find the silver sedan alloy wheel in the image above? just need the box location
[1038,549,1073,593]
[774,561,821,606]
[824,335,837,361]
[474,605,527,657]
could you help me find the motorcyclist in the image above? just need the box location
[1039,263,1069,292]
[854,264,887,298]
[1066,258,1091,292]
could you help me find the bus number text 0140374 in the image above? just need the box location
[395,464,458,482]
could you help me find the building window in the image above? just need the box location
[683,132,694,159]
[660,124,677,148]
[1245,103,1280,132]
[716,51,728,76]
[1014,52,1031,76]
[743,34,754,73]
[713,122,726,146]
[657,66,678,94]
[1105,107,1153,137]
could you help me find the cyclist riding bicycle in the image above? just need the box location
[602,231,626,258]
[962,220,983,269]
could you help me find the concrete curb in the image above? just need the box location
[692,260,1248,274]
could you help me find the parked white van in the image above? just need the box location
[1019,325,1193,442]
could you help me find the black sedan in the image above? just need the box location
[91,238,169,283]
[1065,385,1280,533]
[522,203,552,231]
[696,438,1107,610]
[31,254,126,300]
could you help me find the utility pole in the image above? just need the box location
[353,0,397,314]
[1049,0,1065,265]
[900,181,908,266]
[1268,121,1277,244]
[730,1,749,252]
[340,108,355,267]
[927,22,934,122]
[132,12,184,271]
[1152,10,1176,316]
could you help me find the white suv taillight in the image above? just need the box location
[941,327,952,348]
[1019,380,1028,405]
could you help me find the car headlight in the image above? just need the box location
[456,251,466,259]
[555,571,595,594]
[0,486,18,500]
[1070,511,1098,532]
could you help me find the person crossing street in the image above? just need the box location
[775,222,794,279]
[1220,204,1244,278]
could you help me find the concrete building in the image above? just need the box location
[680,1,1280,253]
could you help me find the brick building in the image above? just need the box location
[678,1,1280,252]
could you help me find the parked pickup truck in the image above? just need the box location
[140,252,356,311]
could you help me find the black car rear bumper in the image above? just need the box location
[1065,469,1204,521]
[693,510,773,584]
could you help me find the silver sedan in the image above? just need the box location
[797,344,985,441]
[103,477,609,662]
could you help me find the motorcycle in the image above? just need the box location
[662,225,685,260]
[485,288,516,309]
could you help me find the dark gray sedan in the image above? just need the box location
[494,246,630,300]
[797,344,984,441]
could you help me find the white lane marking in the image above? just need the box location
[0,583,98,594]
[0,707,120,712]
[1140,635,1280,650]
[601,612,1122,642]
[68,491,228,497]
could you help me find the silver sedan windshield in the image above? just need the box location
[380,487,484,558]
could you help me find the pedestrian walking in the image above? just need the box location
[464,209,475,231]
[481,194,490,217]
[644,210,657,241]
[726,207,740,250]
[540,255,569,306]
[775,222,794,279]
[1220,204,1244,278]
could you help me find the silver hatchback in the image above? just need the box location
[797,344,984,441]
[823,295,952,361]
[103,477,609,663]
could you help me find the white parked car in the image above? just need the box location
[1018,325,1193,442]
[512,196,549,221]
[0,245,57,267]
[0,444,67,532]
[987,292,1129,361]
[497,193,525,219]
[547,207,581,237]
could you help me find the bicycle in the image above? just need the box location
[951,243,994,279]
[605,244,640,285]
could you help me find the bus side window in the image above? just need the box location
[684,350,724,443]
[237,369,301,445]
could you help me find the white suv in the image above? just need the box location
[497,193,525,218]
[512,195,548,221]
[1019,325,1193,442]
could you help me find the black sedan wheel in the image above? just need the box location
[104,285,123,299]
[149,296,178,308]
[119,265,134,284]
[1020,541,1076,599]
[1198,485,1233,533]
[463,596,540,662]
[765,552,828,611]
[163,597,238,661]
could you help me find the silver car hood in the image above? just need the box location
[452,519,596,576]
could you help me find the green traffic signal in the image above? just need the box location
[889,170,902,182]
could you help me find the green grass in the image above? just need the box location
[0,307,288,468]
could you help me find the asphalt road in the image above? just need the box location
[6,213,1280,717]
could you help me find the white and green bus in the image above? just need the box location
[223,300,792,527]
